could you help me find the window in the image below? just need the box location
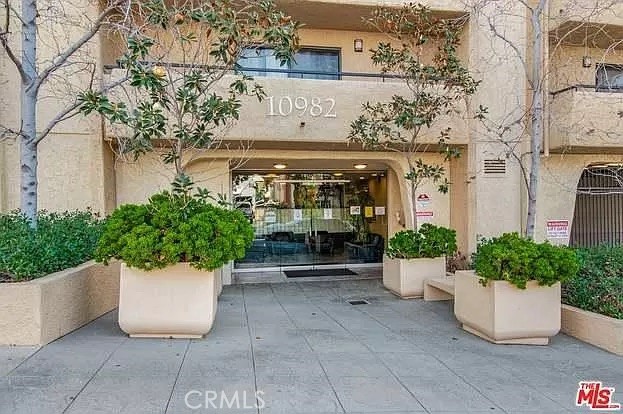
[596,64,623,91]
[237,47,340,80]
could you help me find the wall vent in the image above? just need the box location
[483,159,506,175]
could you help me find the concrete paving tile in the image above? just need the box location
[254,351,324,377]
[377,353,448,379]
[330,376,426,412]
[0,375,88,414]
[0,346,38,376]
[63,372,174,414]
[101,339,188,377]
[8,342,117,378]
[463,372,567,412]
[182,347,254,378]
[399,373,501,412]
[256,374,342,414]
[261,411,343,414]
[302,329,370,354]
[168,375,258,413]
[356,334,420,353]
[191,333,252,350]
[317,352,392,378]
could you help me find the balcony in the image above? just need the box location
[275,0,466,31]
[549,0,623,48]
[103,67,468,146]
[549,85,623,150]
[550,0,623,27]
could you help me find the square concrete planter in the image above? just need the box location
[119,263,217,338]
[383,256,446,298]
[215,267,223,297]
[454,270,561,345]
[0,261,120,346]
[561,304,623,355]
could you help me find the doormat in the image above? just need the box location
[284,269,358,278]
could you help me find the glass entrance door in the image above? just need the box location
[232,171,387,272]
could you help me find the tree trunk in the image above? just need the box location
[526,1,546,240]
[410,178,418,230]
[20,0,39,226]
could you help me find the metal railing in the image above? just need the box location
[103,61,409,82]
[550,84,623,96]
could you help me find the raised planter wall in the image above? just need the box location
[0,261,120,346]
[561,304,623,356]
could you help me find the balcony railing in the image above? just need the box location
[103,62,437,83]
[550,84,623,96]
[549,85,623,149]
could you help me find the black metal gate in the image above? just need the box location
[570,166,623,247]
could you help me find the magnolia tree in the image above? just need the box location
[79,0,300,194]
[0,0,140,226]
[348,4,482,229]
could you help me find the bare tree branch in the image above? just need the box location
[35,74,130,145]
[34,0,125,89]
[0,0,27,81]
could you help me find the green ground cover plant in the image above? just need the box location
[563,246,623,319]
[0,211,104,281]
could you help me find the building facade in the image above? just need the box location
[1,0,623,283]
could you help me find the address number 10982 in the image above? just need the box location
[267,96,337,118]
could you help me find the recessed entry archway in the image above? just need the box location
[570,163,623,247]
[231,161,390,274]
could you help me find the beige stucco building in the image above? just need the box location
[1,0,623,283]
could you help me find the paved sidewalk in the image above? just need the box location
[1,279,622,414]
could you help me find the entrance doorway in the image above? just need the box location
[233,171,388,273]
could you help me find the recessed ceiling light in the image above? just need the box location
[333,172,344,177]
[354,164,367,170]
[371,173,378,177]
[273,163,287,169]
[360,176,366,180]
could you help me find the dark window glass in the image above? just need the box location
[237,48,288,78]
[596,64,623,91]
[289,49,340,80]
[237,47,340,80]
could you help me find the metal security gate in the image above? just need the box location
[570,166,623,247]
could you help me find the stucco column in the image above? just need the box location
[465,0,527,253]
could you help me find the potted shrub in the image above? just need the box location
[95,180,254,338]
[383,224,457,298]
[455,233,579,345]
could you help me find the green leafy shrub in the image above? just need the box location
[95,184,254,272]
[563,246,623,319]
[0,211,104,281]
[386,224,457,259]
[473,233,580,289]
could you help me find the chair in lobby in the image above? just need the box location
[344,233,384,263]
[310,231,335,255]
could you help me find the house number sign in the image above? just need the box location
[266,96,337,118]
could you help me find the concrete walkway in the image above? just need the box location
[1,279,622,414]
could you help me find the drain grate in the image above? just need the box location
[347,299,369,305]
